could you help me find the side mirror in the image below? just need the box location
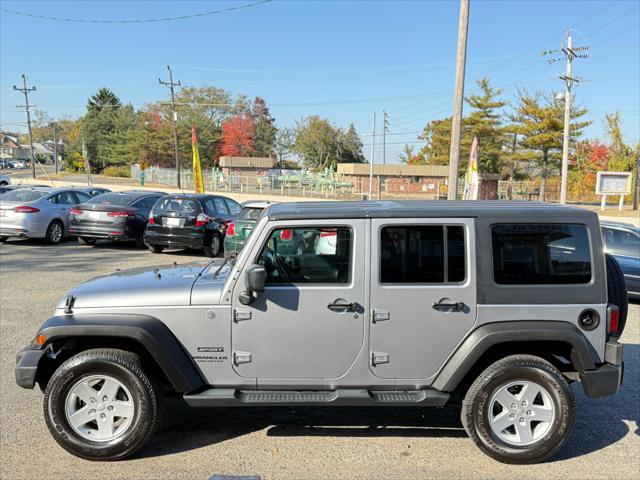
[246,264,265,292]
[239,264,265,306]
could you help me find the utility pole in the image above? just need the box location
[633,154,639,211]
[159,65,182,189]
[52,122,58,174]
[544,31,589,204]
[368,112,376,201]
[382,111,389,166]
[448,0,470,200]
[13,74,37,179]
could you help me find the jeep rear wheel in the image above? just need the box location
[461,354,575,464]
[43,348,163,461]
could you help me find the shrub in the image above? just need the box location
[102,166,131,178]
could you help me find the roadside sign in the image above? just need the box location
[596,171,632,211]
[596,172,632,195]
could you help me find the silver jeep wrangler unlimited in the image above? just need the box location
[16,201,626,464]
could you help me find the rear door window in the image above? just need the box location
[603,227,640,258]
[225,198,241,216]
[49,191,75,205]
[380,225,466,284]
[239,207,263,221]
[492,224,591,284]
[72,192,92,204]
[213,197,228,216]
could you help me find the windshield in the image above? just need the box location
[0,190,48,202]
[87,193,136,206]
[153,197,201,215]
[238,207,264,221]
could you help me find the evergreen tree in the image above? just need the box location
[510,90,590,200]
[251,97,277,157]
[339,124,366,164]
[463,78,508,173]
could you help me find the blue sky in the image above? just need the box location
[1,0,638,163]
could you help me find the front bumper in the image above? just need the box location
[580,338,624,398]
[15,345,45,389]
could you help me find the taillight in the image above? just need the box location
[148,217,155,224]
[607,304,619,337]
[195,214,212,227]
[280,229,292,241]
[226,222,236,236]
[13,205,40,213]
[320,231,336,238]
[107,211,134,218]
[69,208,83,215]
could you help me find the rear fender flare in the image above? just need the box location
[432,321,598,392]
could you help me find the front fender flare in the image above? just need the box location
[432,321,599,392]
[36,313,206,393]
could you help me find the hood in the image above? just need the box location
[58,261,217,310]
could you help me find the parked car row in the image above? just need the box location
[0,186,266,258]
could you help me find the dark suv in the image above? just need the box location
[144,194,241,257]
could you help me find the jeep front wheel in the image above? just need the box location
[461,354,575,464]
[43,348,163,461]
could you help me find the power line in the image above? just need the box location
[1,0,272,23]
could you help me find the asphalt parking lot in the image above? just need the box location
[1,238,639,480]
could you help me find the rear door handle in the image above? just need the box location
[327,301,360,313]
[432,301,466,312]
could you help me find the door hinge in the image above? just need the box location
[371,351,390,366]
[371,308,390,323]
[233,351,252,365]
[233,308,252,322]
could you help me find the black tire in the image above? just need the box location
[44,220,64,245]
[0,236,7,243]
[43,348,163,461]
[135,232,146,249]
[147,244,164,254]
[203,232,222,258]
[78,237,97,246]
[461,354,575,464]
[605,253,628,335]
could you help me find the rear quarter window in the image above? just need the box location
[492,224,591,285]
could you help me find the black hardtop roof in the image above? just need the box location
[267,200,598,221]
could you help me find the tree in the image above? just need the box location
[463,78,508,173]
[338,124,366,164]
[510,90,590,200]
[293,116,365,169]
[274,127,295,166]
[605,112,636,172]
[293,116,338,169]
[82,88,122,171]
[87,88,121,113]
[220,114,255,157]
[251,97,277,157]
[417,117,466,166]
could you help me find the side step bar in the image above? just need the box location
[184,388,450,407]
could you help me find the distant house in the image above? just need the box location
[0,134,30,161]
[218,156,275,176]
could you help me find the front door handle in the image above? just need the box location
[432,301,466,312]
[327,301,360,313]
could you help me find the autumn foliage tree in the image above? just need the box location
[220,114,255,157]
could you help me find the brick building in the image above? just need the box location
[337,163,450,198]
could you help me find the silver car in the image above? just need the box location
[0,187,93,244]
